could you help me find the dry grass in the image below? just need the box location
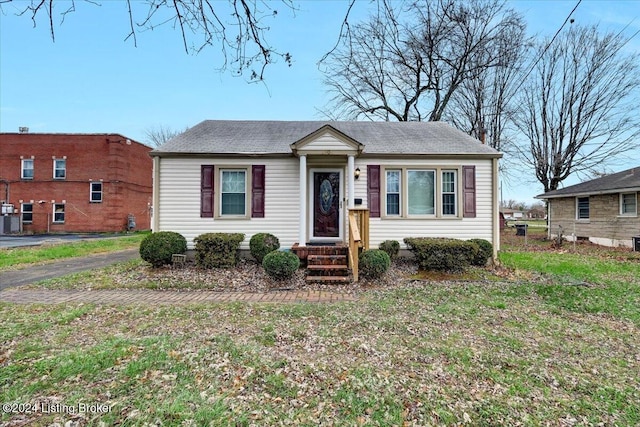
[1,230,639,425]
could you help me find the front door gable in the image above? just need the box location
[290,124,364,157]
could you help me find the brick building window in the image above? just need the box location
[21,159,34,179]
[90,182,103,202]
[576,197,589,220]
[53,159,66,179]
[53,204,65,223]
[21,203,33,223]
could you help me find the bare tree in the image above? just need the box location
[144,125,185,147]
[1,0,295,80]
[445,18,529,151]
[320,0,526,123]
[514,25,640,193]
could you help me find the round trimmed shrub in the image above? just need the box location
[469,238,493,266]
[359,249,391,280]
[249,233,280,263]
[262,250,300,280]
[378,240,400,260]
[139,231,187,268]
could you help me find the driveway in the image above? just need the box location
[0,249,139,290]
[0,233,126,249]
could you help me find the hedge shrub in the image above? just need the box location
[403,237,478,271]
[378,240,400,260]
[194,233,245,268]
[359,249,391,280]
[249,233,280,263]
[262,251,300,280]
[468,238,493,266]
[139,231,187,268]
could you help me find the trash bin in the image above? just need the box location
[633,236,640,252]
[515,224,528,236]
[127,214,136,231]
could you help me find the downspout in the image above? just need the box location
[492,158,500,261]
[0,179,9,203]
[298,155,307,245]
[152,156,160,231]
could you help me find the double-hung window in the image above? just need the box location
[386,170,401,216]
[577,197,590,220]
[90,182,103,203]
[54,159,66,179]
[21,203,33,223]
[442,170,457,216]
[53,204,65,223]
[220,170,247,216]
[381,167,464,218]
[620,193,637,216]
[407,170,435,215]
[21,159,34,179]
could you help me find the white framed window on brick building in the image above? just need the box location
[90,182,103,203]
[21,203,33,223]
[21,159,34,179]
[53,158,66,179]
[53,203,65,223]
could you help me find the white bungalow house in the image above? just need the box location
[150,120,502,280]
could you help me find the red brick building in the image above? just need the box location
[0,132,153,233]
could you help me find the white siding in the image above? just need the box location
[157,157,299,249]
[351,158,496,248]
[156,155,497,250]
[300,132,356,153]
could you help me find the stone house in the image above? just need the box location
[537,167,640,248]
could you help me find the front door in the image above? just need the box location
[311,170,342,240]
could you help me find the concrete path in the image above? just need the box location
[0,288,358,305]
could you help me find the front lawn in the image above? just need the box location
[1,230,639,425]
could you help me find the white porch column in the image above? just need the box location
[347,155,355,209]
[298,155,307,245]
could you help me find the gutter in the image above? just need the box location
[537,186,640,199]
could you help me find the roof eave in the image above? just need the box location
[149,151,292,158]
[537,186,640,199]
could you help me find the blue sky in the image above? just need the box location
[1,0,639,204]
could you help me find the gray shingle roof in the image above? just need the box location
[151,120,501,157]
[537,166,640,198]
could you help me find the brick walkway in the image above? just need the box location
[0,288,358,305]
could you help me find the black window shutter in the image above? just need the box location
[201,165,214,218]
[368,165,381,218]
[252,165,265,218]
[463,165,476,218]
